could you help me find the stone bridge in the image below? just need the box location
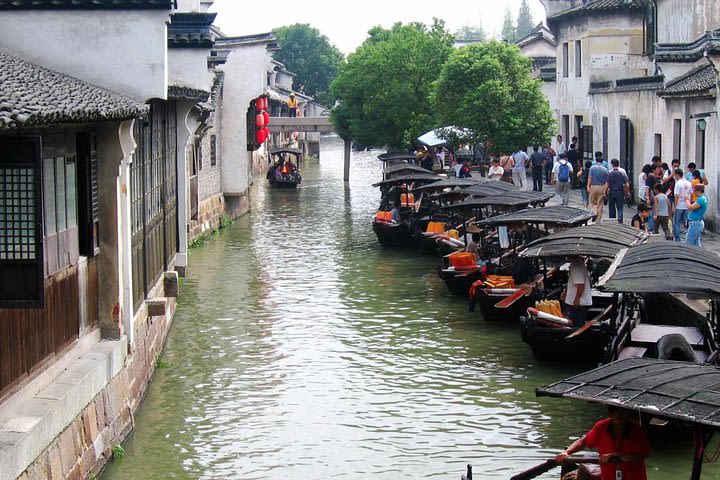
[268,116,334,133]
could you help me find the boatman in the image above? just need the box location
[563,256,592,327]
[556,405,649,480]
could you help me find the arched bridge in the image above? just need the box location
[268,116,334,133]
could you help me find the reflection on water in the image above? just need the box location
[102,137,719,479]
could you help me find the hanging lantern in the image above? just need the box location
[255,98,263,112]
[262,110,270,125]
[263,126,270,139]
[262,96,269,110]
[256,112,266,128]
[256,129,266,144]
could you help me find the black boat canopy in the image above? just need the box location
[597,242,720,298]
[270,147,303,156]
[382,164,429,176]
[537,357,720,430]
[378,152,418,162]
[372,173,441,187]
[439,191,553,210]
[476,205,592,226]
[460,181,518,195]
[410,178,479,192]
[520,223,648,260]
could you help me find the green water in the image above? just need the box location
[102,137,719,479]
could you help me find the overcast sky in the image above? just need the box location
[210,0,548,55]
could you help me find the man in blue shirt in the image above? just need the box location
[685,162,708,184]
[686,184,707,247]
[605,159,629,223]
[587,157,610,222]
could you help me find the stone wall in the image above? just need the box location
[189,193,226,241]
[17,294,175,479]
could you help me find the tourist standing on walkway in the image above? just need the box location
[512,148,529,190]
[577,160,592,208]
[644,165,663,233]
[487,158,504,181]
[530,146,546,192]
[606,159,629,223]
[587,156,609,222]
[552,153,573,205]
[653,184,673,240]
[543,142,556,185]
[499,152,514,183]
[673,168,692,241]
[686,184,707,247]
[567,143,582,186]
[553,134,566,167]
[685,162,708,184]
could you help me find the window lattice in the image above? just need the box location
[0,167,36,261]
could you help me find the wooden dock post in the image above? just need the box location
[343,138,351,182]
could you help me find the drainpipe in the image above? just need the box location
[118,119,136,346]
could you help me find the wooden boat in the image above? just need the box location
[371,172,441,248]
[530,358,720,480]
[469,206,594,321]
[267,147,303,188]
[518,223,648,363]
[596,242,720,364]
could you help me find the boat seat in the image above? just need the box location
[630,324,704,347]
[617,346,648,360]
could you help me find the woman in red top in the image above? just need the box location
[555,405,650,480]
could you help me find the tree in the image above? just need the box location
[454,24,486,42]
[330,19,453,149]
[273,24,344,107]
[501,7,516,43]
[516,0,535,40]
[430,40,555,154]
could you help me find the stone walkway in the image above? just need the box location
[536,181,720,257]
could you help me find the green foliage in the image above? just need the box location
[516,0,535,40]
[219,213,233,229]
[154,354,170,369]
[431,40,555,155]
[331,19,453,150]
[273,24,344,107]
[112,444,125,460]
[501,8,516,43]
[454,25,486,42]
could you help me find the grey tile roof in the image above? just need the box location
[0,0,173,8]
[167,79,210,102]
[0,51,148,130]
[660,64,718,98]
[654,29,720,62]
[549,0,644,21]
[168,12,216,49]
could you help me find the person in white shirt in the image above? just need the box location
[552,155,574,205]
[487,158,504,181]
[512,148,530,189]
[564,256,592,327]
[553,134,567,162]
[673,167,693,241]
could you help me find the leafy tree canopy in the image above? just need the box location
[501,8,516,43]
[430,40,555,154]
[331,19,453,149]
[273,24,344,107]
[516,0,535,40]
[454,24,486,42]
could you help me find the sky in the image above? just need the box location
[210,0,548,55]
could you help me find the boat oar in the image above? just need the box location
[509,456,600,480]
[495,286,533,309]
[564,304,613,339]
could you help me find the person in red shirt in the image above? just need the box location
[555,405,649,480]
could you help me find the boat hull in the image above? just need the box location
[474,289,531,322]
[438,268,482,296]
[372,220,415,247]
[268,179,299,188]
[520,316,608,363]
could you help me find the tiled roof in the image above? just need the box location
[168,12,216,49]
[0,51,147,130]
[0,0,173,8]
[549,0,644,22]
[654,29,720,62]
[167,80,210,102]
[660,64,718,99]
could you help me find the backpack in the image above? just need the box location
[558,161,570,182]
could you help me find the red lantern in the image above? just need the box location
[263,126,270,139]
[256,112,266,127]
[262,110,270,125]
[263,97,269,110]
[255,98,263,112]
[256,129,265,144]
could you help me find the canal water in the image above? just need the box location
[103,136,718,479]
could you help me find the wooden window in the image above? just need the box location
[696,126,706,169]
[561,115,570,144]
[197,142,202,171]
[44,156,77,235]
[581,125,594,160]
[76,132,99,257]
[602,117,609,160]
[210,134,217,166]
[654,134,662,158]
[562,43,569,78]
[672,119,682,162]
[575,40,582,77]
[0,136,43,307]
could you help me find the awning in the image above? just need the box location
[537,358,720,430]
[411,178,480,192]
[417,126,474,147]
[378,152,419,162]
[597,242,720,297]
[520,223,648,260]
[383,164,431,176]
[372,173,441,188]
[443,192,553,210]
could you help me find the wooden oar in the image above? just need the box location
[564,304,613,339]
[509,456,600,480]
[495,286,532,309]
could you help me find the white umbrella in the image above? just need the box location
[417,126,473,147]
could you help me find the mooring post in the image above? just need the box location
[343,138,351,182]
